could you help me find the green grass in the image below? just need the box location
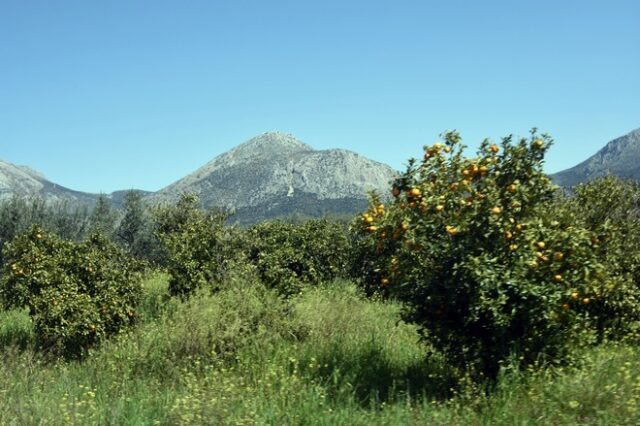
[1,274,639,425]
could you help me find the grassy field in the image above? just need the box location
[1,273,639,425]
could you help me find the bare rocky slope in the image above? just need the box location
[151,132,398,223]
[551,128,640,188]
[0,159,97,204]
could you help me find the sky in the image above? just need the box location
[1,0,638,193]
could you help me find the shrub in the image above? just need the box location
[565,176,640,339]
[353,130,621,378]
[154,194,248,297]
[247,219,352,296]
[0,226,142,357]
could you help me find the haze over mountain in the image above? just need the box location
[151,132,397,223]
[551,128,640,188]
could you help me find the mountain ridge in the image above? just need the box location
[551,128,640,187]
[9,127,638,223]
[1,132,398,223]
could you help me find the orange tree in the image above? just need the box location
[352,130,621,378]
[564,176,640,339]
[153,194,247,297]
[0,226,142,358]
[247,219,351,296]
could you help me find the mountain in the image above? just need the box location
[152,131,397,223]
[551,128,640,188]
[0,159,97,204]
[0,160,150,207]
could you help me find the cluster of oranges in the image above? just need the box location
[360,203,386,233]
[9,263,24,276]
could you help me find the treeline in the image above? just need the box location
[0,191,162,265]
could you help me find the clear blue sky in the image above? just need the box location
[1,0,638,193]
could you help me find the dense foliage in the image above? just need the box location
[153,194,247,297]
[353,131,637,377]
[0,196,90,256]
[115,190,162,263]
[247,219,352,295]
[0,226,142,357]
[565,176,640,339]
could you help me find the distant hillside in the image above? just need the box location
[0,160,149,208]
[151,132,397,223]
[551,128,640,188]
[0,159,97,204]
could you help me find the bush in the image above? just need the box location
[154,194,248,297]
[353,130,622,378]
[0,226,142,358]
[247,219,352,296]
[565,176,640,339]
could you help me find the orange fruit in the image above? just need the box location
[491,206,502,215]
[504,231,513,239]
[445,225,459,235]
[562,303,570,311]
[553,274,563,282]
[489,144,500,153]
[409,188,421,197]
[532,139,544,149]
[435,204,444,212]
[571,292,579,301]
[554,252,564,261]
[536,241,546,249]
[582,298,590,305]
[507,184,517,193]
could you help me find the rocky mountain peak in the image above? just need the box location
[151,132,397,223]
[229,131,313,159]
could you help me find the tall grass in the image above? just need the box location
[1,274,639,425]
